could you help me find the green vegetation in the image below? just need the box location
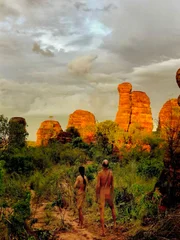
[0,115,175,239]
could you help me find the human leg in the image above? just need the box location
[78,207,84,227]
[107,199,116,229]
[99,205,105,236]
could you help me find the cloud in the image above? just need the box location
[126,58,180,123]
[101,0,180,65]
[68,55,98,75]
[32,42,54,57]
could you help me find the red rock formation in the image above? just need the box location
[115,82,153,132]
[36,120,62,146]
[157,99,180,207]
[131,91,153,132]
[158,99,180,133]
[9,117,26,126]
[67,110,96,143]
[115,82,132,131]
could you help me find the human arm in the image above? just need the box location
[74,176,79,189]
[96,172,100,201]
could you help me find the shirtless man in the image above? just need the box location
[96,159,116,236]
[74,166,88,228]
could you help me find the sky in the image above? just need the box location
[0,0,180,141]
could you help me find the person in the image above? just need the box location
[74,166,88,228]
[96,159,116,236]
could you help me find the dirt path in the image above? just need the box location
[31,202,127,240]
[55,210,127,240]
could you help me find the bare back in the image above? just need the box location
[96,169,114,200]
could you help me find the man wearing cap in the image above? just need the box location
[96,159,116,236]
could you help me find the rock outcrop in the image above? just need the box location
[9,117,27,126]
[131,91,153,131]
[36,120,62,146]
[157,99,180,207]
[115,82,153,132]
[115,83,132,131]
[67,110,96,143]
[158,99,180,132]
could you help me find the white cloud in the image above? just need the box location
[68,55,98,75]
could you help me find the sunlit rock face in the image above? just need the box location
[67,109,96,143]
[131,91,153,132]
[36,120,62,146]
[115,82,132,131]
[158,99,180,132]
[115,82,153,132]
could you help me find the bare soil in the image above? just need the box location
[31,201,128,240]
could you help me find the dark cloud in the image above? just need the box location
[0,2,19,20]
[32,42,54,57]
[74,2,86,10]
[102,35,180,66]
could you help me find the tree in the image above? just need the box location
[8,118,28,149]
[66,126,80,139]
[96,120,123,145]
[157,104,180,206]
[0,115,9,149]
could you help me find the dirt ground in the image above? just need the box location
[31,201,128,240]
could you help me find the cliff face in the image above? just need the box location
[36,120,62,146]
[115,82,132,131]
[67,109,96,143]
[158,99,180,132]
[115,82,153,132]
[157,99,180,207]
[131,91,153,131]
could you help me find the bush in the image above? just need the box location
[137,157,163,179]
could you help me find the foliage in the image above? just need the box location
[96,120,123,145]
[66,126,80,139]
[0,114,173,238]
[8,120,29,149]
[137,156,163,179]
[0,115,9,149]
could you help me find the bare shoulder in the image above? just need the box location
[76,175,81,180]
[98,170,103,175]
